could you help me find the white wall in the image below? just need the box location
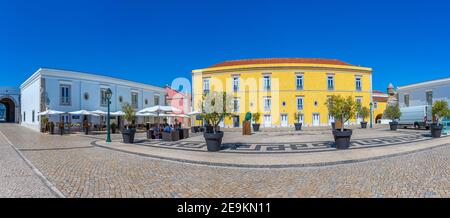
[398,81,450,107]
[20,77,41,131]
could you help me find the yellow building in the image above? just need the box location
[372,90,389,123]
[192,58,374,128]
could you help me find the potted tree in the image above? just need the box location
[358,106,370,129]
[383,105,401,130]
[326,95,358,149]
[294,111,303,131]
[430,100,450,138]
[49,122,55,135]
[110,122,117,134]
[40,116,48,133]
[83,120,90,135]
[252,112,261,132]
[59,121,64,135]
[121,103,137,144]
[199,92,234,151]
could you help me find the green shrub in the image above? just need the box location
[383,105,401,120]
[432,100,450,124]
[358,106,370,122]
[252,112,261,123]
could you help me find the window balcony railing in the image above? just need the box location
[60,97,71,105]
[328,86,334,91]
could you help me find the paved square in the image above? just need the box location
[1,124,450,198]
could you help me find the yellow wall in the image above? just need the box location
[374,101,387,122]
[192,63,373,127]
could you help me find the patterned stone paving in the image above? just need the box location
[1,124,450,198]
[131,132,432,154]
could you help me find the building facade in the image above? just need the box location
[0,86,21,123]
[372,90,388,123]
[20,68,166,131]
[192,58,373,128]
[165,86,192,126]
[397,77,450,108]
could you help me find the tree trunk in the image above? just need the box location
[340,118,344,132]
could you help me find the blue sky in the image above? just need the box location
[1,0,449,91]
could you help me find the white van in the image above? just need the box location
[398,105,432,129]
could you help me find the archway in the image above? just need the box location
[375,114,383,124]
[0,98,16,123]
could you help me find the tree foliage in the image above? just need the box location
[383,105,401,120]
[122,102,136,127]
[294,111,304,123]
[432,100,450,124]
[252,112,261,123]
[358,106,370,122]
[199,92,234,132]
[326,95,358,131]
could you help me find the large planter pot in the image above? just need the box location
[430,123,443,138]
[389,121,398,131]
[204,131,224,152]
[360,122,368,129]
[205,125,214,133]
[122,128,136,144]
[294,123,302,131]
[252,124,260,132]
[332,129,353,149]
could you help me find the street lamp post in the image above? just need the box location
[106,88,112,143]
[370,102,373,128]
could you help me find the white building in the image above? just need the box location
[20,68,166,131]
[397,77,450,108]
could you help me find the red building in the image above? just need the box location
[165,86,192,126]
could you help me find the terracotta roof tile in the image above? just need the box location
[209,58,354,68]
[373,97,388,102]
[373,90,386,94]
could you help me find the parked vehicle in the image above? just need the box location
[398,105,432,129]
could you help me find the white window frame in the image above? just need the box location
[296,96,304,110]
[263,75,271,91]
[131,92,139,108]
[100,88,108,107]
[355,76,362,91]
[154,95,160,106]
[59,84,71,106]
[263,97,272,112]
[327,76,334,90]
[233,97,240,112]
[296,74,304,90]
[203,79,210,93]
[233,77,240,92]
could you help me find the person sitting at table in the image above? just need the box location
[164,124,172,133]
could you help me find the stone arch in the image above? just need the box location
[0,97,17,123]
[375,114,383,124]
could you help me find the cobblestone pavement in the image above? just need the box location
[0,128,57,198]
[119,132,433,154]
[1,124,450,197]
